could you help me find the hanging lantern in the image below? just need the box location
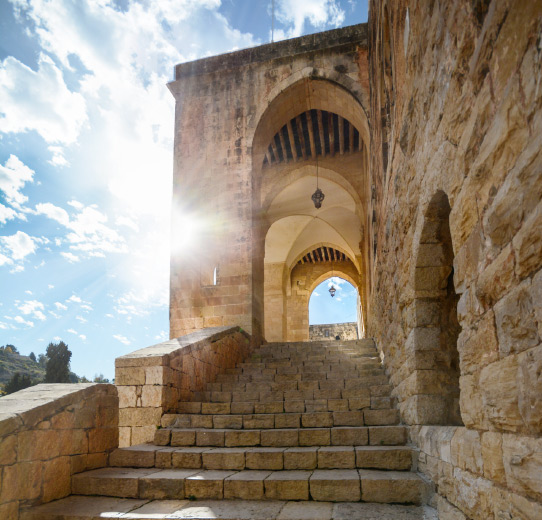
[329,284,336,297]
[311,187,325,209]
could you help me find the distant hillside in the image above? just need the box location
[0,352,46,385]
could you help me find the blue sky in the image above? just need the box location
[309,277,358,325]
[0,0,368,381]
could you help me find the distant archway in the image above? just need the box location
[309,277,360,341]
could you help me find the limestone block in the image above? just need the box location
[246,448,284,470]
[41,456,72,502]
[491,485,542,520]
[0,501,18,520]
[274,414,300,429]
[359,470,425,505]
[139,469,197,499]
[154,428,171,446]
[225,430,260,447]
[458,312,499,377]
[171,448,204,469]
[502,433,542,501]
[355,446,412,470]
[405,327,440,353]
[119,407,162,428]
[400,394,448,425]
[277,501,333,519]
[368,426,406,446]
[141,385,164,408]
[517,344,542,433]
[299,428,330,446]
[476,245,516,306]
[264,470,311,500]
[110,445,156,468]
[364,409,399,426]
[513,199,542,278]
[333,411,364,426]
[224,470,271,500]
[89,427,118,453]
[0,435,17,465]
[459,374,486,430]
[450,428,483,476]
[18,429,60,461]
[202,448,245,470]
[171,430,196,446]
[284,447,317,470]
[0,460,42,502]
[494,279,539,357]
[436,495,467,520]
[184,470,235,499]
[116,367,146,386]
[406,298,442,328]
[196,430,225,447]
[261,429,298,447]
[481,431,505,485]
[310,469,360,501]
[480,356,523,432]
[318,447,355,469]
[445,468,494,520]
[192,415,213,428]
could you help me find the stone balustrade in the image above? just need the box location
[412,425,542,520]
[115,326,251,447]
[0,383,118,520]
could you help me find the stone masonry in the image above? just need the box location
[310,323,359,341]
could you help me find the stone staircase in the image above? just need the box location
[23,340,437,519]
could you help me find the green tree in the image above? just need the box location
[29,352,37,362]
[38,354,48,367]
[93,374,110,383]
[44,341,72,383]
[4,372,34,394]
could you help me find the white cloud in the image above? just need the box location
[67,200,83,210]
[25,290,32,295]
[0,231,37,260]
[80,303,93,311]
[0,321,8,329]
[0,154,35,209]
[76,315,87,323]
[48,146,69,167]
[113,334,131,345]
[55,302,68,310]
[0,53,87,144]
[0,253,13,266]
[67,328,78,335]
[79,334,86,341]
[67,295,82,303]
[17,300,46,321]
[10,265,25,273]
[61,251,80,262]
[14,315,34,327]
[276,0,345,38]
[35,202,70,226]
[48,284,54,289]
[116,215,139,232]
[0,203,19,224]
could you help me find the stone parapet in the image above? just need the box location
[0,383,118,520]
[309,323,359,341]
[115,326,251,447]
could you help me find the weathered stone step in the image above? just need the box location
[71,467,429,503]
[159,408,399,430]
[175,394,393,415]
[154,425,408,447]
[110,444,415,471]
[203,375,390,397]
[22,496,438,520]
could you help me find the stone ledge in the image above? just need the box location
[172,23,368,80]
[115,326,249,368]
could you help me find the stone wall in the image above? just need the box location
[115,326,251,447]
[0,383,118,519]
[368,0,542,517]
[309,322,359,341]
[413,426,542,519]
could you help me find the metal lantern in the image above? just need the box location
[311,187,325,209]
[329,284,336,297]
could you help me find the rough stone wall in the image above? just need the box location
[115,326,251,446]
[309,322,359,341]
[168,25,370,345]
[368,0,542,517]
[0,384,118,519]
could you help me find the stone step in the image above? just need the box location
[154,425,408,448]
[71,467,429,504]
[110,444,415,471]
[222,366,383,378]
[22,496,438,520]
[159,408,399,430]
[203,375,390,396]
[252,352,378,361]
[174,395,393,415]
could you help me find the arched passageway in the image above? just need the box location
[252,77,371,343]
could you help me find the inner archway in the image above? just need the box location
[309,277,360,341]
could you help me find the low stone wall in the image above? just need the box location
[412,425,542,519]
[309,322,359,341]
[0,383,118,520]
[115,326,251,447]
